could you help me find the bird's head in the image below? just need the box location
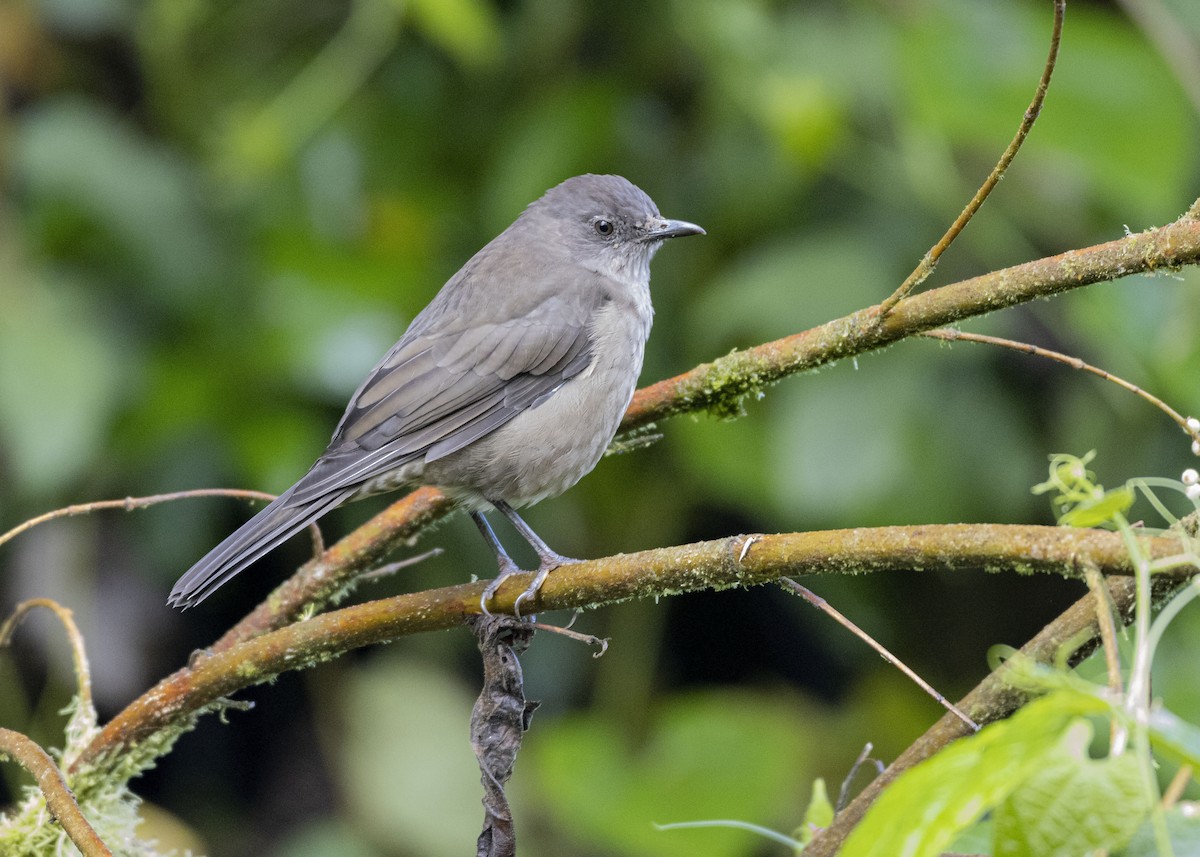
[529,174,705,284]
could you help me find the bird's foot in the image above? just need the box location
[513,555,579,617]
[480,556,520,616]
[480,554,579,618]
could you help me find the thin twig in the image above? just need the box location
[1083,565,1126,754]
[837,743,882,813]
[1161,764,1193,810]
[356,548,444,582]
[779,578,979,731]
[1081,566,1123,696]
[527,619,610,656]
[0,728,114,857]
[1,489,266,549]
[877,0,1066,317]
[0,488,328,572]
[1,598,95,729]
[922,328,1200,445]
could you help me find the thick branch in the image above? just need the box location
[77,524,1196,776]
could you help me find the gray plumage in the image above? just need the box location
[169,174,703,610]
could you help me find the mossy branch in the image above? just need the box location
[0,729,113,857]
[73,524,1198,779]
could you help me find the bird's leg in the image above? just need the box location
[494,500,579,615]
[473,511,523,615]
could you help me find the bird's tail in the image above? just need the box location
[168,487,352,609]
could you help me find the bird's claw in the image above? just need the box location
[481,557,577,618]
[512,566,552,617]
[479,565,518,616]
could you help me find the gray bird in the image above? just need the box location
[169,174,703,612]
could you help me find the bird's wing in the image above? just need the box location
[169,286,599,608]
[288,287,599,504]
[170,266,608,609]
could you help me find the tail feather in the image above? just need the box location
[168,487,353,609]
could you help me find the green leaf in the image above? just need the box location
[994,720,1150,857]
[798,778,834,846]
[1059,486,1135,528]
[1122,805,1200,857]
[0,259,128,496]
[948,817,994,855]
[13,99,223,301]
[406,0,501,68]
[1147,705,1200,769]
[842,691,1109,857]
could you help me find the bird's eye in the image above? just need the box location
[594,219,614,237]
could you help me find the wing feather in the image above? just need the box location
[289,278,603,504]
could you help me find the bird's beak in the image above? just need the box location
[643,218,706,241]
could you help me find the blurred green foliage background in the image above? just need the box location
[1,0,1198,854]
